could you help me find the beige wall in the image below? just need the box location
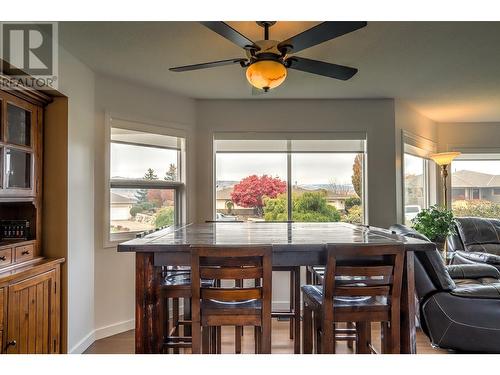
[438,122,500,152]
[93,75,197,337]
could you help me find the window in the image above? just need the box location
[107,118,185,243]
[402,133,437,226]
[451,154,500,218]
[214,134,366,224]
[403,154,429,225]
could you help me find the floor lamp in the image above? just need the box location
[429,151,461,261]
[429,152,461,208]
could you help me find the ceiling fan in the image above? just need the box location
[170,21,367,92]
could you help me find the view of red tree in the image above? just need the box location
[147,189,174,207]
[231,175,287,216]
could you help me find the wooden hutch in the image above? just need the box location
[0,81,64,354]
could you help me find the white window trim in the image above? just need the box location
[103,112,187,248]
[212,132,368,224]
[401,130,438,222]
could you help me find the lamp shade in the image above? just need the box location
[429,152,461,166]
[246,60,287,91]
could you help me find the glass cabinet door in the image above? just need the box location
[7,103,32,147]
[5,148,32,189]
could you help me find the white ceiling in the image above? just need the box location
[60,21,500,122]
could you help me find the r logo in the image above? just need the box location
[1,22,56,77]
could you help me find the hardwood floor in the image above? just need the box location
[84,319,447,354]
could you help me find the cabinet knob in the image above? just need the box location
[6,340,17,350]
[21,250,30,255]
[0,256,6,261]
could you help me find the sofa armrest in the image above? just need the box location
[447,263,500,280]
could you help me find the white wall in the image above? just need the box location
[57,47,96,353]
[93,75,197,338]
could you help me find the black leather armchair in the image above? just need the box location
[447,217,500,270]
[390,224,500,353]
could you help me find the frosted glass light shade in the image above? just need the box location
[246,60,287,91]
[429,152,461,166]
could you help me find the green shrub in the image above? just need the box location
[154,206,175,228]
[130,202,155,217]
[344,197,361,210]
[343,205,363,224]
[264,192,341,222]
[452,200,500,219]
[412,205,456,242]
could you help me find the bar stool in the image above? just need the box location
[306,265,355,350]
[302,244,404,354]
[159,266,215,353]
[190,245,272,354]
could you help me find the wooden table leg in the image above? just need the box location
[135,253,162,354]
[400,251,416,354]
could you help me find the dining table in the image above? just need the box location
[117,221,435,354]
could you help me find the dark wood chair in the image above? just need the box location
[190,245,272,354]
[302,244,404,354]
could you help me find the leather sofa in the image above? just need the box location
[447,217,500,270]
[390,224,500,353]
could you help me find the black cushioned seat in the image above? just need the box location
[390,224,500,353]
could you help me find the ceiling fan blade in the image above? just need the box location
[170,58,247,72]
[287,56,358,81]
[278,21,367,54]
[200,22,259,50]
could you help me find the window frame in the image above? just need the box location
[212,133,368,224]
[104,112,186,247]
[401,131,437,224]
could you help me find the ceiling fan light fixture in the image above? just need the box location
[246,60,287,91]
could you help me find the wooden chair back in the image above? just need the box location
[322,244,404,311]
[190,245,272,306]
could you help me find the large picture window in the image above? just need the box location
[107,118,185,243]
[214,134,366,224]
[451,154,500,218]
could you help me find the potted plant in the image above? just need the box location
[411,205,456,253]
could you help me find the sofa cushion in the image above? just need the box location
[446,263,500,279]
[450,284,500,299]
[456,217,500,248]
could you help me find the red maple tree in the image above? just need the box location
[231,175,287,216]
[147,189,174,207]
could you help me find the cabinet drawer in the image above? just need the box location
[14,244,34,262]
[0,248,13,268]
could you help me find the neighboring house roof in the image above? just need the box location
[452,170,500,188]
[111,192,136,204]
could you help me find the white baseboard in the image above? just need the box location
[69,331,96,354]
[69,319,135,354]
[95,319,135,341]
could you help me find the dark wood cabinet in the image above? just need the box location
[0,259,62,354]
[0,86,63,354]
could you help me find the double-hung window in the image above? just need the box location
[214,133,367,224]
[402,132,437,226]
[106,116,185,244]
